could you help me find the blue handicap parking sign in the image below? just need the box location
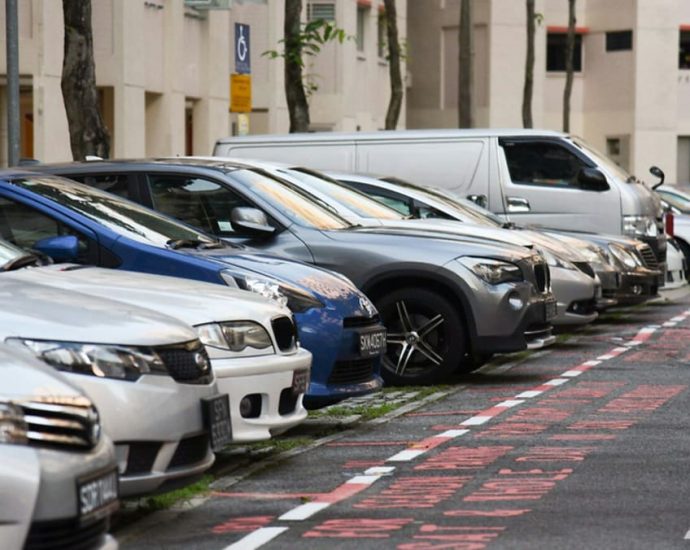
[235,23,251,74]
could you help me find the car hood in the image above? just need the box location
[0,345,87,400]
[331,224,535,264]
[191,249,375,317]
[3,264,292,328]
[0,278,198,346]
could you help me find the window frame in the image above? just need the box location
[546,32,584,73]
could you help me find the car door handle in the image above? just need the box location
[506,196,531,213]
[466,194,488,208]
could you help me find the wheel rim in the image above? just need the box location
[385,300,447,377]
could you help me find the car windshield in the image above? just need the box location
[227,169,352,230]
[0,239,29,268]
[286,168,404,220]
[570,136,634,183]
[11,175,224,248]
[382,176,503,227]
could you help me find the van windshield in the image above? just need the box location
[570,136,635,184]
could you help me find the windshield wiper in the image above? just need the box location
[166,239,225,250]
[2,253,41,271]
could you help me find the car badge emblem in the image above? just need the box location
[194,351,209,372]
[359,296,376,317]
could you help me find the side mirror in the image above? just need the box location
[230,207,276,237]
[649,165,665,189]
[577,167,609,192]
[33,235,79,262]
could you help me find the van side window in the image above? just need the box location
[503,142,584,188]
[145,174,252,235]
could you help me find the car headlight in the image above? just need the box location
[221,270,324,313]
[6,339,167,381]
[0,402,28,445]
[623,215,658,237]
[608,243,641,270]
[196,321,274,356]
[458,257,523,284]
[539,248,577,270]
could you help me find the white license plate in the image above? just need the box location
[359,329,387,357]
[292,369,310,395]
[202,394,232,451]
[78,468,119,521]
[544,300,558,321]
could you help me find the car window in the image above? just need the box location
[0,197,92,262]
[146,175,252,235]
[503,141,585,188]
[71,174,131,199]
[343,181,413,216]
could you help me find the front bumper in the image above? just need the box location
[551,267,598,326]
[211,350,311,442]
[0,440,117,550]
[612,268,661,306]
[296,308,384,409]
[67,372,218,498]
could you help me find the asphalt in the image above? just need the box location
[116,286,690,549]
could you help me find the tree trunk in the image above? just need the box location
[61,0,110,160]
[383,0,403,130]
[284,0,310,133]
[563,0,576,133]
[522,0,535,128]
[458,0,473,128]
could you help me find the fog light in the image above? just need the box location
[632,285,643,295]
[239,394,262,418]
[508,292,525,311]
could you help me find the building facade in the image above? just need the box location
[0,0,405,165]
[406,0,690,184]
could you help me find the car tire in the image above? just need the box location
[374,287,466,385]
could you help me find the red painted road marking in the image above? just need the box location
[444,509,531,518]
[415,446,513,471]
[355,476,472,510]
[213,516,274,534]
[302,518,414,539]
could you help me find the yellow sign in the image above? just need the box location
[230,74,252,113]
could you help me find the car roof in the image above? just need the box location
[27,157,253,175]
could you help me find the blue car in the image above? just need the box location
[0,170,385,408]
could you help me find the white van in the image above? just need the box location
[213,128,667,267]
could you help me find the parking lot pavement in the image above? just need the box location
[117,287,690,549]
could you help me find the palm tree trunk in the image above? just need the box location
[522,0,535,128]
[458,0,473,128]
[384,0,403,130]
[284,0,310,133]
[563,0,576,133]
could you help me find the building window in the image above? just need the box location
[356,6,368,52]
[546,33,582,72]
[307,2,335,22]
[606,30,632,51]
[680,30,690,69]
[377,11,387,59]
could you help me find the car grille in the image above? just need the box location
[328,357,377,385]
[25,517,108,550]
[573,261,595,279]
[533,261,550,293]
[18,398,99,452]
[343,315,381,329]
[168,434,209,470]
[156,340,213,385]
[637,244,659,269]
[271,316,298,352]
[123,442,161,475]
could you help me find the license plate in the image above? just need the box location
[77,468,119,522]
[544,299,558,321]
[359,329,387,357]
[202,394,232,452]
[292,368,310,395]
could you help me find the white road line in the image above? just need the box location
[347,475,381,485]
[437,429,470,438]
[664,322,677,327]
[279,502,331,521]
[224,527,289,550]
[495,400,525,408]
[461,415,492,426]
[516,390,543,398]
[387,449,426,462]
[562,370,583,377]
[364,466,395,475]
[544,378,569,386]
[683,528,690,540]
[597,354,614,360]
[582,360,602,366]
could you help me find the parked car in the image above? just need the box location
[0,170,384,408]
[31,160,558,384]
[328,171,661,308]
[218,159,596,326]
[0,345,118,550]
[213,129,667,271]
[655,184,690,272]
[0,238,311,442]
[0,276,231,497]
